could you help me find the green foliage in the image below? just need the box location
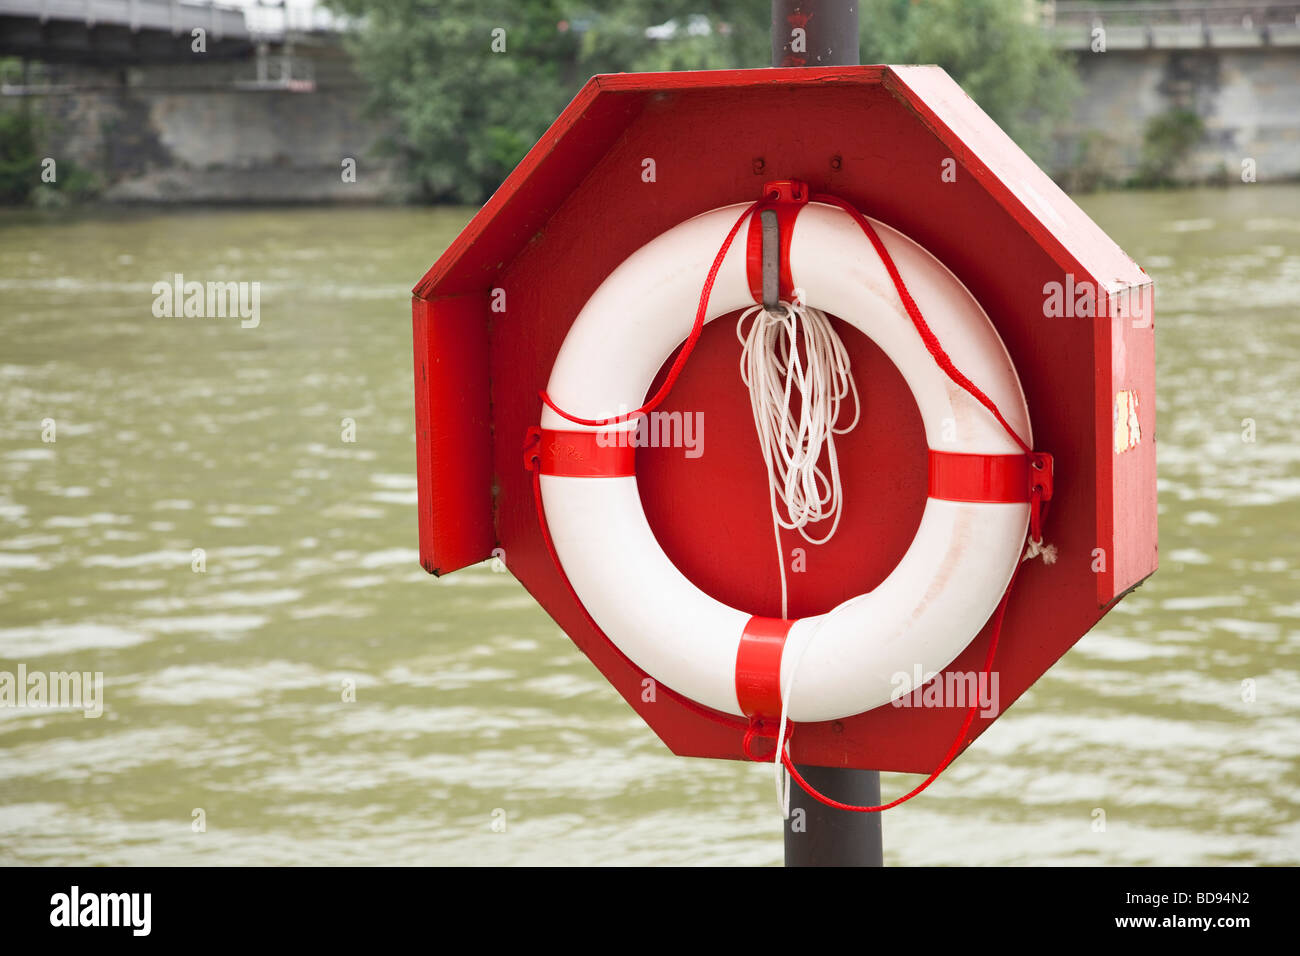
[1133,108,1205,188]
[574,2,767,73]
[1055,130,1122,193]
[326,0,1078,203]
[0,104,103,206]
[859,0,1079,161]
[0,109,42,205]
[30,162,102,208]
[327,0,602,202]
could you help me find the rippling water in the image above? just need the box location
[0,190,1296,866]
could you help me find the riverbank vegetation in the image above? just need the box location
[0,59,102,207]
[0,6,1230,206]
[325,0,1080,204]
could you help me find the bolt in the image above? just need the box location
[830,155,843,171]
[752,157,766,175]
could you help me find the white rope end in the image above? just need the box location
[1022,539,1057,564]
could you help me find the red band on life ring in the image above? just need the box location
[735,615,794,718]
[538,428,636,477]
[745,180,810,305]
[927,451,1032,503]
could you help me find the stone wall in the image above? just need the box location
[1056,47,1300,186]
[7,41,1299,201]
[9,47,404,202]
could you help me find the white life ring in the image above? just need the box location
[536,200,1033,723]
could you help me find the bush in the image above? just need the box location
[0,106,103,206]
[1133,108,1205,188]
[0,109,42,205]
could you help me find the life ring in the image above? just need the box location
[535,196,1036,723]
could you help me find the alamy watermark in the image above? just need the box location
[1042,274,1153,327]
[890,664,999,718]
[0,664,103,718]
[594,409,704,459]
[50,886,150,936]
[152,273,260,328]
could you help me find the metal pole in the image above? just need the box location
[771,0,861,68]
[769,0,883,869]
[784,764,883,866]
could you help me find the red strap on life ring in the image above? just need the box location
[533,427,636,477]
[745,180,810,305]
[928,450,1053,504]
[735,616,794,718]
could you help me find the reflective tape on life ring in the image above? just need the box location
[537,428,636,477]
[928,451,1031,503]
[735,616,794,719]
[538,202,1033,723]
[537,436,1039,501]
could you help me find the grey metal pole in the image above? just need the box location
[772,0,861,68]
[784,764,883,866]
[770,0,884,869]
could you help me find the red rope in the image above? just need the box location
[539,202,759,428]
[811,194,1031,454]
[776,196,1039,813]
[781,557,1023,813]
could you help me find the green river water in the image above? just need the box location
[0,187,1296,866]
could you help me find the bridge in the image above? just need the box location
[1044,1,1300,49]
[5,0,1299,68]
[0,0,341,62]
[1,0,1297,199]
[1044,2,1300,189]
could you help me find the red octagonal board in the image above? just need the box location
[410,65,1157,774]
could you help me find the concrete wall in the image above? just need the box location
[9,47,404,202]
[1055,47,1300,185]
[7,41,1299,201]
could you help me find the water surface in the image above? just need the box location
[0,189,1296,865]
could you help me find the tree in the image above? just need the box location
[860,0,1078,162]
[324,0,578,202]
[327,0,1077,203]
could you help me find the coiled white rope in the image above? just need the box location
[736,300,862,816]
[736,300,861,618]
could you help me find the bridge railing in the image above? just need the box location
[242,0,347,38]
[0,0,348,40]
[1043,0,1300,48]
[0,0,250,38]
